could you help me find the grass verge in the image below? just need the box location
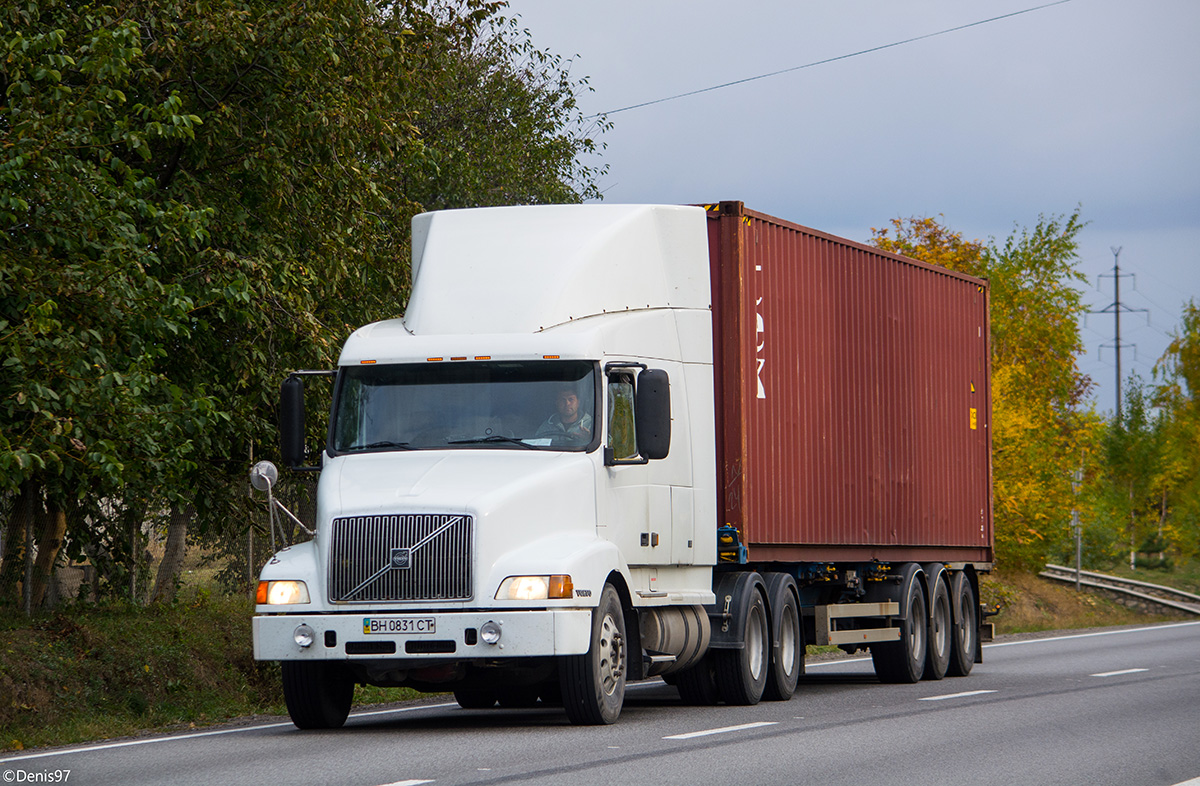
[0,590,419,753]
[980,568,1185,633]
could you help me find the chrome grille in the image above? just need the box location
[329,514,473,603]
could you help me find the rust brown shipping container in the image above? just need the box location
[706,201,993,565]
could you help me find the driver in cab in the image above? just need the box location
[535,385,593,443]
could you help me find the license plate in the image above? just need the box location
[362,617,436,635]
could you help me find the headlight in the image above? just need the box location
[256,580,311,605]
[496,575,573,600]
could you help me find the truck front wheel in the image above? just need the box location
[282,661,354,729]
[560,583,626,725]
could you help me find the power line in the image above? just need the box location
[588,0,1075,118]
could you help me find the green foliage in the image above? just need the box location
[1081,302,1200,570]
[1094,376,1164,563]
[0,0,606,605]
[1,3,217,500]
[396,1,609,208]
[1150,300,1200,562]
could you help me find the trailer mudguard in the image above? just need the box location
[859,562,925,619]
[922,562,949,612]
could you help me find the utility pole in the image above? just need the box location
[1092,247,1148,421]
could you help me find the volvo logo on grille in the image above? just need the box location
[390,548,412,569]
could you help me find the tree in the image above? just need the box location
[1151,300,1200,561]
[872,212,1096,569]
[394,1,609,209]
[1,4,222,605]
[1098,375,1165,569]
[1,0,606,608]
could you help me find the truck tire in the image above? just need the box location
[871,571,927,684]
[560,583,626,725]
[674,653,719,705]
[453,689,497,709]
[924,575,951,681]
[762,574,802,701]
[714,587,769,705]
[282,661,354,729]
[947,572,978,677]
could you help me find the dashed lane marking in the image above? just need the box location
[918,689,998,701]
[1091,668,1149,677]
[663,721,778,740]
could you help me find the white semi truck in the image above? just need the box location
[252,202,993,728]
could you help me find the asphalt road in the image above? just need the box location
[4,621,1198,786]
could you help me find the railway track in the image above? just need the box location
[1040,564,1200,617]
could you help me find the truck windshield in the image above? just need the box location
[332,360,597,453]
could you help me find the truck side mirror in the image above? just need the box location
[635,368,671,460]
[280,375,306,468]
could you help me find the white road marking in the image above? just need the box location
[1170,778,1200,786]
[377,781,434,786]
[663,721,778,740]
[918,689,998,701]
[0,702,459,764]
[806,656,871,667]
[1091,668,1149,677]
[352,702,457,719]
[797,621,1200,671]
[984,621,1200,649]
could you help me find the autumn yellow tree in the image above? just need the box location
[872,213,1097,569]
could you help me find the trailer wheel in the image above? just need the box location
[714,587,769,705]
[674,653,720,705]
[453,689,497,709]
[947,572,978,677]
[282,661,354,729]
[763,575,802,701]
[560,583,626,725]
[871,573,927,684]
[924,576,951,681]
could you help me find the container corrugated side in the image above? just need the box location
[706,202,993,564]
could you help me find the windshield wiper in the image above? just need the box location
[351,440,414,451]
[448,435,536,449]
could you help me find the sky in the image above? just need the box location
[505,0,1200,417]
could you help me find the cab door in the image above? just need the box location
[602,366,682,567]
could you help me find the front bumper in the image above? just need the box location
[253,609,592,661]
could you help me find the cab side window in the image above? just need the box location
[606,372,637,461]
